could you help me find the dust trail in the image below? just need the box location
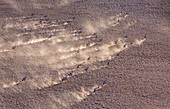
[0,49,11,53]
[48,85,104,108]
[51,34,95,45]
[12,37,50,46]
[133,39,146,46]
[83,13,128,34]
[47,40,118,69]
[0,14,146,90]
[57,0,79,7]
[18,38,145,89]
[0,38,145,90]
[11,34,97,55]
[4,20,42,30]
[2,81,19,88]
[124,20,137,29]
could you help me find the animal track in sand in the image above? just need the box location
[0,13,145,90]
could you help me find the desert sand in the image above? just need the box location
[0,0,170,109]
